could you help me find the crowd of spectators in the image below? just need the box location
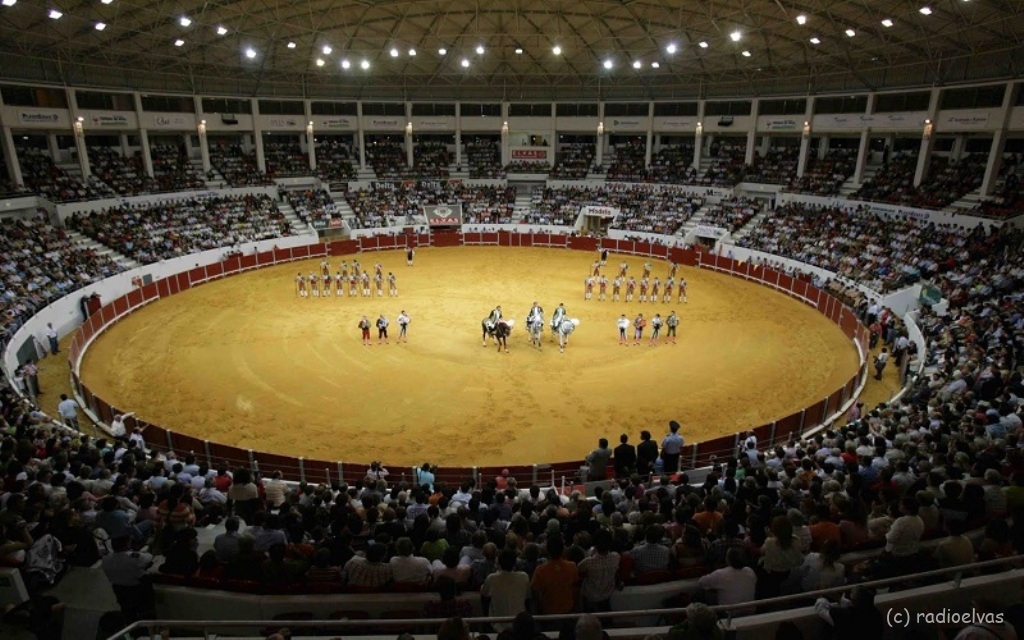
[649,145,698,185]
[699,197,763,233]
[699,143,747,188]
[17,148,115,202]
[0,211,125,351]
[87,147,161,197]
[466,138,504,179]
[344,182,517,228]
[786,149,856,196]
[413,143,452,180]
[549,144,595,180]
[744,148,799,186]
[505,161,549,174]
[521,184,702,234]
[208,144,273,187]
[263,143,310,179]
[735,202,1003,293]
[367,142,408,180]
[150,145,206,193]
[853,153,987,209]
[604,141,647,183]
[67,195,292,264]
[314,140,357,184]
[0,154,30,197]
[286,189,341,227]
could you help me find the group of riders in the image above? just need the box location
[481,302,579,354]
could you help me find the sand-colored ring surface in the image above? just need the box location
[80,247,859,467]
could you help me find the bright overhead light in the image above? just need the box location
[698,41,709,48]
[389,48,399,57]
[286,41,296,49]
[845,28,856,37]
[408,48,416,56]
[741,50,751,57]
[552,45,562,55]
[603,59,613,69]
[809,36,821,44]
[919,6,932,14]
[48,9,62,19]
[666,43,677,54]
[730,30,742,42]
[178,16,191,27]
[460,58,470,67]
[94,22,106,31]
[100,0,113,4]
[475,45,484,55]
[514,47,523,54]
[322,45,332,55]
[881,18,894,27]
[245,47,257,59]
[315,58,325,67]
[796,14,807,24]
[632,60,642,69]
[651,61,660,68]
[360,59,370,70]
[438,47,447,55]
[174,39,184,47]
[216,25,228,36]
[341,59,351,69]
[2,0,17,6]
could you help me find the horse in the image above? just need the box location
[482,318,514,352]
[550,312,566,343]
[557,318,580,353]
[527,310,544,349]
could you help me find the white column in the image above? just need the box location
[1,127,23,186]
[796,98,815,178]
[645,101,654,167]
[595,125,604,168]
[307,122,316,171]
[853,129,870,184]
[405,128,414,168]
[550,103,558,161]
[47,134,61,163]
[455,103,462,169]
[66,89,90,177]
[745,99,758,165]
[138,130,154,177]
[981,83,1014,196]
[818,136,830,158]
[913,88,941,187]
[194,97,210,174]
[357,101,366,170]
[251,99,266,173]
[501,122,509,166]
[950,135,966,162]
[694,101,705,170]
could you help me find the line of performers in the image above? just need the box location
[481,302,580,354]
[584,259,688,303]
[616,311,680,346]
[295,259,398,298]
[357,311,411,345]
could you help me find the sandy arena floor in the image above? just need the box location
[78,247,860,467]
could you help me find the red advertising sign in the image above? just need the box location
[511,148,549,161]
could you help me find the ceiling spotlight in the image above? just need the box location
[100,0,113,4]
[698,41,709,48]
[438,47,447,55]
[216,25,228,36]
[174,39,184,47]
[315,58,325,67]
[666,43,677,54]
[603,59,613,69]
[94,22,106,30]
[741,50,751,57]
[408,48,416,56]
[796,14,807,24]
[322,45,332,55]
[552,45,562,55]
[390,48,399,57]
[919,6,932,14]
[461,58,470,67]
[178,16,191,27]
[360,59,370,70]
[287,41,296,49]
[651,61,660,68]
[881,18,894,27]
[475,45,485,55]
[245,47,257,59]
[514,47,523,54]
[2,0,16,6]
[341,59,351,69]
[632,60,642,69]
[845,28,856,37]
[48,9,62,19]
[730,30,742,42]
[809,36,821,44]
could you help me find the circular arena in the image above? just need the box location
[1,1,1023,638]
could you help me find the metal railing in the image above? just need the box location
[107,555,1024,640]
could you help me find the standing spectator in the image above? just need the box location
[530,536,579,615]
[637,430,659,477]
[57,394,80,430]
[46,323,59,354]
[586,439,612,481]
[100,536,154,621]
[758,516,804,598]
[661,421,685,473]
[613,434,637,477]
[481,549,531,631]
[578,530,620,613]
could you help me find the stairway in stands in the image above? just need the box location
[730,208,771,242]
[276,201,313,234]
[838,164,879,198]
[64,229,141,270]
[193,159,225,188]
[509,186,538,223]
[677,203,715,237]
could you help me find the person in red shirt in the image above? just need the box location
[809,505,842,552]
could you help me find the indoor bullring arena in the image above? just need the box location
[0,0,1023,638]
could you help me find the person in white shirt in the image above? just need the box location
[45,323,59,355]
[697,547,757,615]
[109,412,134,439]
[885,496,924,558]
[57,394,80,429]
[264,471,290,508]
[481,549,531,630]
[389,537,432,584]
[397,311,410,343]
[799,540,846,591]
